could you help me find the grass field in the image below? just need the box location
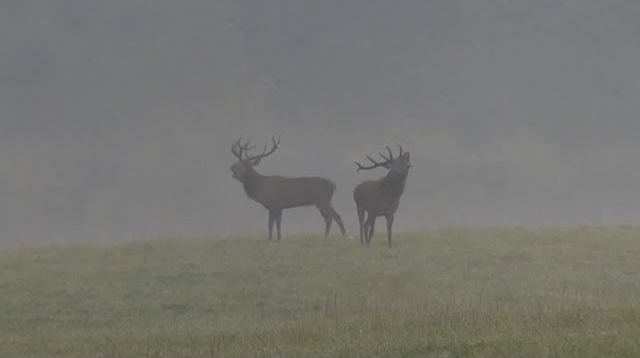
[1,227,640,357]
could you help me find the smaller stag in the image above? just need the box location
[230,136,347,241]
[354,145,412,248]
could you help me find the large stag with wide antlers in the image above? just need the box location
[230,136,347,241]
[354,145,412,248]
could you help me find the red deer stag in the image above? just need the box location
[230,136,347,241]
[354,145,412,248]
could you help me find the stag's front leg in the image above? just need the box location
[362,219,368,245]
[275,210,282,241]
[385,214,395,248]
[268,210,276,240]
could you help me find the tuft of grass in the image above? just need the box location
[1,227,640,356]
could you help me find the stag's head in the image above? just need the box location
[230,135,281,182]
[355,145,412,176]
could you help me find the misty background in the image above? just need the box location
[2,0,640,246]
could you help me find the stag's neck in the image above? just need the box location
[382,171,407,197]
[242,170,266,201]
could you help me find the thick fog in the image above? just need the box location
[3,0,640,246]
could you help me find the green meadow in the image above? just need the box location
[1,227,640,357]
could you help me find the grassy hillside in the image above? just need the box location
[1,227,640,357]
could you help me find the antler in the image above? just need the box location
[354,144,402,171]
[231,136,255,160]
[378,145,394,162]
[246,135,281,165]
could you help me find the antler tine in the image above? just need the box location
[397,144,403,157]
[355,153,390,171]
[385,145,395,161]
[246,135,281,164]
[231,137,243,160]
[239,137,256,160]
[231,136,259,161]
[355,158,377,171]
[366,155,380,164]
[241,137,255,151]
[355,143,402,171]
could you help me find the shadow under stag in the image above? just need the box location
[230,136,347,241]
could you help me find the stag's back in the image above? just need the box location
[260,176,336,209]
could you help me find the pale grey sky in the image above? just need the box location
[2,0,640,245]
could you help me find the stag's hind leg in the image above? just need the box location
[316,202,339,237]
[357,204,365,244]
[330,206,347,236]
[364,214,376,245]
[275,210,282,241]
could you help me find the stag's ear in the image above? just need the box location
[249,157,262,166]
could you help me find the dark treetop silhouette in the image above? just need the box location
[354,145,412,248]
[230,136,347,241]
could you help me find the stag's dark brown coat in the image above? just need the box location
[354,145,412,248]
[230,136,346,241]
